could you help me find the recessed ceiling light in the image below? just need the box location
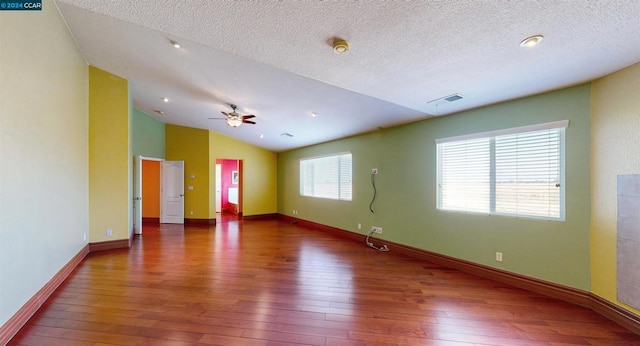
[170,40,181,49]
[310,112,317,117]
[162,97,169,103]
[259,134,264,138]
[520,35,544,48]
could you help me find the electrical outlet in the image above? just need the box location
[372,226,382,234]
[83,233,87,241]
[190,211,194,216]
[106,229,113,237]
[496,252,503,262]
[357,223,361,230]
[371,168,379,175]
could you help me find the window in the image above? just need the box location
[300,153,352,200]
[436,120,567,220]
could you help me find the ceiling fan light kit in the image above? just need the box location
[210,104,257,128]
[226,116,243,127]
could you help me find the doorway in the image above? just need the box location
[133,156,163,234]
[215,158,243,222]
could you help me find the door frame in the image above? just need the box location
[133,155,164,234]
[215,163,222,213]
[215,158,243,217]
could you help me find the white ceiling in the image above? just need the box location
[55,0,640,152]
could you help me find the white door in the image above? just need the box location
[161,160,184,224]
[133,156,142,234]
[215,163,222,213]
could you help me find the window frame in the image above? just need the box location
[299,152,353,201]
[436,120,568,221]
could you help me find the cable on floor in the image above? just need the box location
[366,229,388,252]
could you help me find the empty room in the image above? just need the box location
[2,1,640,345]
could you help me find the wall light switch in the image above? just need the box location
[188,185,194,190]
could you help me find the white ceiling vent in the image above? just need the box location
[428,93,464,107]
[280,132,294,138]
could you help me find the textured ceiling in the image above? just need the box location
[56,0,640,152]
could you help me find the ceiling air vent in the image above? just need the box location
[280,132,294,138]
[427,93,464,107]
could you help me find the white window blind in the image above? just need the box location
[438,137,491,213]
[436,121,567,220]
[300,153,352,200]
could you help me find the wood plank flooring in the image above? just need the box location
[9,217,640,345]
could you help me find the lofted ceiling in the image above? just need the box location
[55,0,640,152]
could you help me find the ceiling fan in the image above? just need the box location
[209,104,256,128]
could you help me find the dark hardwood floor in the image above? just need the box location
[9,216,640,345]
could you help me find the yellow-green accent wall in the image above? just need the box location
[164,125,277,219]
[209,131,278,216]
[165,125,211,220]
[89,66,131,242]
[591,62,640,315]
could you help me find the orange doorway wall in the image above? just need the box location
[142,160,160,223]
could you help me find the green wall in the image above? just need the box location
[132,108,165,158]
[278,84,591,290]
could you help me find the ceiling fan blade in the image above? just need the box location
[242,115,256,119]
[208,117,226,120]
[243,120,256,125]
[221,111,230,117]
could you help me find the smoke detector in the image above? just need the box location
[332,38,349,54]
